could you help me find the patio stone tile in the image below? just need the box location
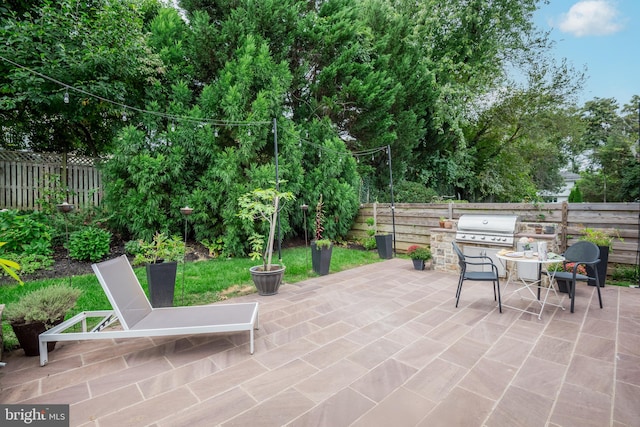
[531,335,574,365]
[488,336,533,367]
[574,333,616,363]
[138,357,218,398]
[618,331,640,359]
[449,307,492,326]
[80,337,157,365]
[157,387,257,427]
[382,320,430,346]
[512,355,567,398]
[416,386,494,427]
[485,384,554,427]
[301,338,360,370]
[162,336,235,368]
[463,320,508,345]
[414,308,456,327]
[425,319,471,345]
[350,387,435,427]
[88,358,173,397]
[393,336,447,370]
[439,336,491,369]
[565,353,614,396]
[305,321,356,346]
[350,358,418,402]
[98,386,197,426]
[71,384,143,425]
[549,382,612,427]
[243,359,318,402]
[0,376,41,403]
[289,386,375,427]
[543,319,581,342]
[294,359,368,403]
[346,338,404,369]
[266,321,321,347]
[616,352,640,387]
[222,388,315,427]
[188,358,267,401]
[253,338,319,370]
[613,380,640,426]
[21,382,90,406]
[458,357,517,401]
[344,320,397,346]
[41,356,127,395]
[404,357,468,402]
[582,317,617,339]
[0,353,83,389]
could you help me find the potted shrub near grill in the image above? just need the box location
[237,186,294,295]
[310,195,333,276]
[579,227,620,287]
[406,245,432,270]
[132,232,185,308]
[5,284,81,356]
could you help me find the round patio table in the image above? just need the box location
[496,251,566,320]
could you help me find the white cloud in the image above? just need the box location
[558,1,624,37]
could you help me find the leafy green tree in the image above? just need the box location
[0,0,164,156]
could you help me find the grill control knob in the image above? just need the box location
[480,236,486,240]
[470,236,476,240]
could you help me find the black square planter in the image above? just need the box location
[375,234,393,259]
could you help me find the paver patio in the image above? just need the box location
[1,258,639,426]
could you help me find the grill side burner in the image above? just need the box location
[455,214,519,247]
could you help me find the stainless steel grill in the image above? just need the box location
[455,214,519,247]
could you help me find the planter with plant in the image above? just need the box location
[238,186,295,295]
[131,232,185,307]
[579,227,621,287]
[439,217,446,228]
[406,245,432,270]
[4,284,81,356]
[310,195,333,276]
[547,262,587,293]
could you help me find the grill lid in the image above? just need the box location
[455,214,519,246]
[456,214,518,234]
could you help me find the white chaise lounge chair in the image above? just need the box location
[38,255,259,366]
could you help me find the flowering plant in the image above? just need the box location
[519,236,534,251]
[548,262,587,275]
[406,245,432,261]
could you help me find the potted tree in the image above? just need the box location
[5,284,81,356]
[406,245,432,270]
[132,232,185,307]
[237,186,295,295]
[579,227,620,287]
[310,195,333,276]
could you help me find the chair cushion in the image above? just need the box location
[552,271,590,281]
[463,271,498,281]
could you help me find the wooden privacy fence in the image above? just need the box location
[0,150,102,210]
[348,202,640,268]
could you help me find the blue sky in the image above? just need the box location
[535,0,639,107]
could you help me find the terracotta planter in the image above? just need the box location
[249,265,285,295]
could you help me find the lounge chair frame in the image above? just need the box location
[38,255,259,366]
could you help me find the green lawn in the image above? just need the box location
[1,246,383,350]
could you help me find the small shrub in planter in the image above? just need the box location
[4,284,81,356]
[406,245,432,270]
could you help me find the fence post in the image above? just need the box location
[561,201,569,252]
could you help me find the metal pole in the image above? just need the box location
[387,145,396,256]
[180,206,193,305]
[273,118,282,263]
[56,202,74,286]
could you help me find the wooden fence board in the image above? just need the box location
[0,150,102,210]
